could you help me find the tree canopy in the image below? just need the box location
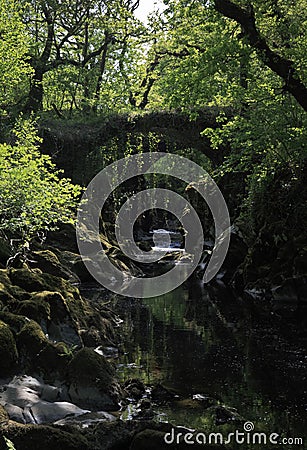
[0,0,306,245]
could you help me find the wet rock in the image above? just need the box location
[192,394,218,408]
[0,320,18,371]
[211,405,245,425]
[71,257,93,283]
[67,348,121,410]
[30,401,87,424]
[53,410,116,427]
[3,403,25,423]
[151,384,177,404]
[123,379,146,400]
[0,376,92,424]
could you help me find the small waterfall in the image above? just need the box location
[151,229,184,252]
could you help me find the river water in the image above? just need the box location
[82,280,306,445]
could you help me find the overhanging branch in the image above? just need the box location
[214,0,307,111]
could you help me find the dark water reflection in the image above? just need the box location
[109,281,306,440]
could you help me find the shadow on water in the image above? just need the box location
[104,281,307,439]
[80,243,306,448]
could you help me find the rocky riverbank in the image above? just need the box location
[0,213,305,449]
[0,228,225,450]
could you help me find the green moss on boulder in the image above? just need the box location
[16,298,50,323]
[67,348,120,410]
[32,250,73,280]
[0,405,8,423]
[68,348,114,389]
[36,342,72,375]
[0,424,90,450]
[0,320,18,371]
[0,312,27,334]
[17,320,48,356]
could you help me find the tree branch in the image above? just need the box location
[214,0,307,111]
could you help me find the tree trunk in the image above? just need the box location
[24,67,44,112]
[214,0,307,111]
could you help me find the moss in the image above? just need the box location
[32,291,69,321]
[0,312,27,334]
[0,320,18,371]
[9,268,52,292]
[32,250,71,279]
[0,270,23,305]
[16,298,50,323]
[8,268,72,294]
[36,342,72,376]
[0,405,8,423]
[17,320,48,356]
[67,347,114,391]
[0,424,90,450]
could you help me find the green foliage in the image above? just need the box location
[0,0,32,112]
[3,437,16,450]
[0,116,82,240]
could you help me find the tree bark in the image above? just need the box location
[24,6,54,112]
[214,0,307,111]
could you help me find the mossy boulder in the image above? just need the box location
[0,312,28,334]
[16,298,51,323]
[35,291,69,321]
[67,348,120,410]
[35,342,72,375]
[8,268,78,296]
[32,250,76,281]
[0,424,90,450]
[0,405,8,423]
[26,291,82,347]
[0,270,25,306]
[0,320,18,371]
[68,348,114,386]
[17,320,48,357]
[8,268,51,292]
